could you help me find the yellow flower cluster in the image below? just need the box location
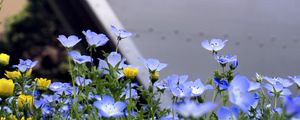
[123,67,138,79]
[18,94,34,109]
[35,78,51,90]
[0,53,9,66]
[0,78,15,98]
[4,71,21,79]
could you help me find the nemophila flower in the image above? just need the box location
[229,58,238,70]
[68,50,92,64]
[248,81,261,91]
[82,30,109,47]
[214,54,237,65]
[13,59,38,72]
[121,88,138,99]
[57,35,81,48]
[35,78,51,91]
[107,52,122,67]
[97,58,109,74]
[123,67,138,79]
[288,76,300,87]
[160,114,179,120]
[214,78,229,90]
[154,80,168,90]
[0,53,10,66]
[264,83,292,96]
[170,83,192,97]
[284,96,300,118]
[111,25,132,39]
[186,79,213,96]
[143,58,168,72]
[4,70,21,79]
[0,78,15,98]
[166,74,189,88]
[264,76,293,88]
[173,100,217,118]
[75,76,92,86]
[49,82,73,95]
[201,39,228,52]
[18,94,34,109]
[228,75,256,112]
[217,106,239,120]
[93,95,126,118]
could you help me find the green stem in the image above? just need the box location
[128,81,132,120]
[115,39,121,52]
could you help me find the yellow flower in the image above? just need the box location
[8,115,17,120]
[4,71,21,79]
[21,117,32,120]
[18,95,33,109]
[25,68,32,77]
[0,53,9,66]
[0,115,17,120]
[123,67,138,79]
[35,78,51,90]
[0,78,15,98]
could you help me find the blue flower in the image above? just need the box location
[121,88,138,99]
[173,100,217,118]
[107,52,122,67]
[82,30,109,47]
[288,76,300,87]
[49,82,74,95]
[229,58,238,70]
[57,35,81,48]
[75,76,92,86]
[93,95,126,118]
[201,39,228,52]
[170,83,192,97]
[13,59,38,72]
[264,83,292,96]
[214,54,237,65]
[214,78,229,90]
[186,79,213,96]
[143,58,168,72]
[165,74,189,88]
[248,81,261,91]
[68,50,92,64]
[111,25,132,39]
[284,96,300,118]
[216,106,239,120]
[228,75,256,112]
[264,76,293,88]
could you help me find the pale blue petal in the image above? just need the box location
[107,52,121,67]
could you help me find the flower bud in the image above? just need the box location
[0,53,10,66]
[18,95,34,110]
[150,71,160,82]
[0,78,15,98]
[5,71,21,79]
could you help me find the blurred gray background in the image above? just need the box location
[107,0,300,81]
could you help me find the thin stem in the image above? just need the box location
[115,39,121,52]
[128,81,132,120]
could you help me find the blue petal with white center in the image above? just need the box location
[173,100,217,118]
[93,95,126,118]
[68,50,92,64]
[13,59,38,72]
[111,25,132,39]
[82,30,109,47]
[143,58,168,71]
[57,35,81,48]
[201,39,228,52]
[228,75,256,112]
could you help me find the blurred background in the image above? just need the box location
[0,0,299,83]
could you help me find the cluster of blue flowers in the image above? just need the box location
[1,25,300,120]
